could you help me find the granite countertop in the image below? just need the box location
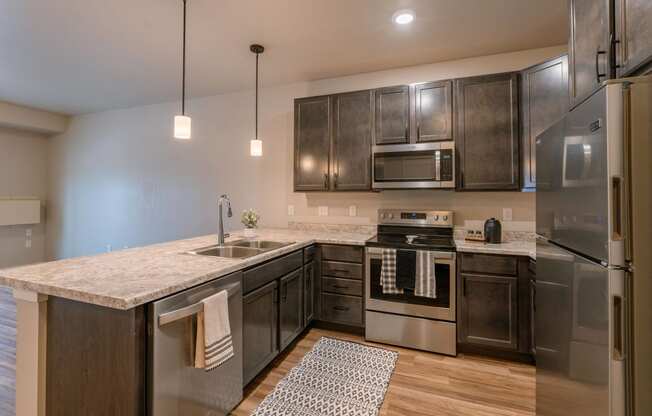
[0,228,373,310]
[454,239,536,259]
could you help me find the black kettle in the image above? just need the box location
[484,218,502,244]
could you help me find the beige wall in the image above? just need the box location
[0,128,48,268]
[47,45,564,259]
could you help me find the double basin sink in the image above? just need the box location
[187,239,295,259]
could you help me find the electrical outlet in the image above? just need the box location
[25,229,32,248]
[503,208,513,222]
[348,205,357,217]
[318,206,328,216]
[287,205,295,216]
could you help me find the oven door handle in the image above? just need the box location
[435,150,441,181]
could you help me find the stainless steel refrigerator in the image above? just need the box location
[536,76,652,416]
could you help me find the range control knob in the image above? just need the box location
[381,213,387,220]
[434,215,439,221]
[443,215,449,221]
[388,213,394,220]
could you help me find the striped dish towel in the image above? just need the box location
[380,248,403,294]
[194,290,234,371]
[415,251,437,298]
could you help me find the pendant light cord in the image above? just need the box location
[181,0,187,115]
[255,52,259,140]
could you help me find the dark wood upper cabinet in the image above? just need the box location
[455,73,520,191]
[569,0,611,109]
[331,90,373,191]
[374,85,410,145]
[294,96,331,191]
[414,80,453,142]
[520,55,569,190]
[615,0,652,76]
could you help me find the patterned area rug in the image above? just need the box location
[252,337,398,416]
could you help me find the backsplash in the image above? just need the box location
[288,221,376,235]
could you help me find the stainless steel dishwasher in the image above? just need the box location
[148,271,243,415]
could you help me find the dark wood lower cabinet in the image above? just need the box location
[459,273,519,350]
[46,297,146,416]
[457,253,533,362]
[279,269,304,350]
[243,280,279,385]
[304,261,316,325]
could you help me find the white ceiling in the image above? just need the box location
[0,0,568,115]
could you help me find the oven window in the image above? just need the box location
[369,257,450,308]
[374,151,436,182]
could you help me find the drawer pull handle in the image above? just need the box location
[333,306,350,312]
[330,269,350,274]
[332,285,349,289]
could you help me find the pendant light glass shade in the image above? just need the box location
[250,138,263,156]
[174,115,192,139]
[174,0,191,140]
[250,44,264,157]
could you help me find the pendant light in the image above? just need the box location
[174,0,191,139]
[250,44,265,156]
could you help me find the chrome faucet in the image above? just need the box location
[217,194,232,245]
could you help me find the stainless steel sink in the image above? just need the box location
[230,240,293,250]
[187,239,294,259]
[189,245,264,259]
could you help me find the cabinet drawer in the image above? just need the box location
[322,277,362,296]
[321,245,363,263]
[304,245,317,264]
[322,261,362,280]
[243,251,303,294]
[321,293,363,326]
[460,253,518,276]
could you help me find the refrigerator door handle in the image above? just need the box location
[611,176,625,241]
[612,294,626,361]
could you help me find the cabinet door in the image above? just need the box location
[374,85,410,145]
[279,269,303,350]
[415,80,453,142]
[331,90,373,190]
[243,280,278,385]
[304,261,315,326]
[520,55,569,190]
[455,73,520,191]
[294,96,331,191]
[569,0,611,108]
[458,273,519,351]
[615,0,652,76]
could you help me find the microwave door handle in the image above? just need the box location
[435,150,441,181]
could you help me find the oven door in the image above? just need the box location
[365,247,456,322]
[372,142,455,189]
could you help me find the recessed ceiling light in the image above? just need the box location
[393,9,415,25]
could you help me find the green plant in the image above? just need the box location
[241,209,260,229]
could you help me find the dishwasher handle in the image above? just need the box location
[158,281,241,327]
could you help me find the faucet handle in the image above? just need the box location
[224,233,230,239]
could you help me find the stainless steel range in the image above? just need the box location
[365,209,457,356]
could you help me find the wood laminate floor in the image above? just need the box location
[233,327,535,416]
[0,297,534,416]
[0,287,16,416]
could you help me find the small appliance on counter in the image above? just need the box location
[484,218,502,243]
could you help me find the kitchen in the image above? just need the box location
[0,1,650,415]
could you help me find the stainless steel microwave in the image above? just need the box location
[372,141,455,189]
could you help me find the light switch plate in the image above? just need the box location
[318,206,328,216]
[503,208,513,222]
[348,205,357,217]
[287,205,295,216]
